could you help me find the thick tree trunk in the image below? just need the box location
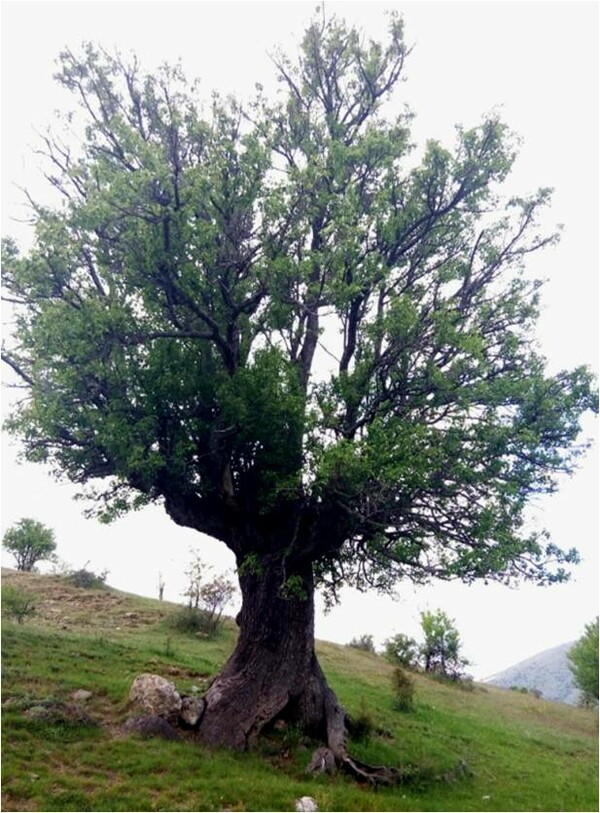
[196,558,401,785]
[197,560,336,749]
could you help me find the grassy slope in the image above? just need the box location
[1,569,597,812]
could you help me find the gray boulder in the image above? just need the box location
[122,714,180,741]
[129,673,182,719]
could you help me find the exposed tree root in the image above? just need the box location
[338,753,402,786]
[192,566,405,786]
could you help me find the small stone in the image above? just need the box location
[24,705,49,721]
[24,701,97,727]
[295,797,319,812]
[71,689,93,702]
[179,695,205,726]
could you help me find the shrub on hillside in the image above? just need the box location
[2,584,37,623]
[347,633,376,653]
[167,606,223,638]
[392,666,415,712]
[181,552,236,636]
[383,633,419,668]
[69,567,108,589]
[347,700,376,743]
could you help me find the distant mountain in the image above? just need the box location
[484,642,581,705]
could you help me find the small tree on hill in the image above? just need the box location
[198,573,236,636]
[384,633,420,669]
[183,553,205,611]
[2,518,57,572]
[568,618,599,707]
[182,552,236,635]
[420,609,468,679]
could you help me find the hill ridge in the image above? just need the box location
[484,641,580,705]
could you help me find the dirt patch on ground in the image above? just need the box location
[2,568,169,633]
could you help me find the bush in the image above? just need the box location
[384,633,419,668]
[69,567,108,589]
[347,701,375,743]
[392,667,415,712]
[2,584,37,623]
[167,606,221,638]
[182,552,236,635]
[347,633,376,653]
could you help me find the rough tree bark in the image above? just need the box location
[198,561,326,748]
[196,558,400,785]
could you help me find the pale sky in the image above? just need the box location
[1,1,598,680]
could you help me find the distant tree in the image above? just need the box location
[2,518,57,572]
[383,633,420,669]
[568,618,599,707]
[420,609,468,679]
[198,573,236,636]
[182,552,205,610]
[1,8,596,778]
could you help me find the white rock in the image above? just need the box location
[295,797,319,812]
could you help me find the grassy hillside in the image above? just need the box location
[1,568,597,812]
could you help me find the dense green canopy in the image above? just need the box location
[2,518,57,572]
[3,13,596,603]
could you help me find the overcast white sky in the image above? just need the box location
[1,1,598,680]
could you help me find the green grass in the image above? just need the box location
[2,569,598,811]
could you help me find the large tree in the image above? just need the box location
[2,12,596,778]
